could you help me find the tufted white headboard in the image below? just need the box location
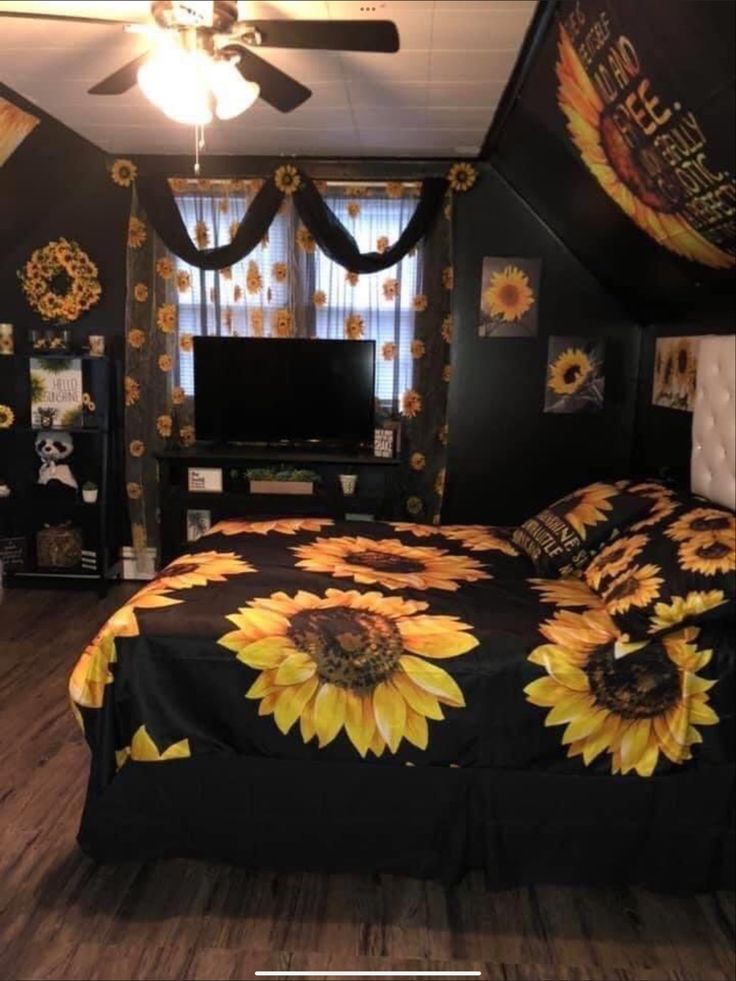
[691,334,736,510]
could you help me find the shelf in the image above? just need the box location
[7,353,109,362]
[7,426,107,434]
[158,445,400,466]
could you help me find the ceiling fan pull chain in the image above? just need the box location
[193,123,207,176]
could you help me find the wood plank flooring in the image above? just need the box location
[0,586,734,981]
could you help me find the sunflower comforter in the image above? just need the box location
[70,517,735,884]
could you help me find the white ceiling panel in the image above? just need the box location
[0,0,536,157]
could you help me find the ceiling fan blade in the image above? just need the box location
[244,19,399,53]
[88,52,150,95]
[232,48,311,113]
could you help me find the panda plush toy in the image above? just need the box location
[35,431,79,491]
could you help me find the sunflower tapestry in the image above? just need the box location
[125,176,454,556]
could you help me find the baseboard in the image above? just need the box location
[120,546,157,581]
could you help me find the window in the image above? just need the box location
[173,183,421,406]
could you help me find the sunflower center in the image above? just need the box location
[563,364,582,384]
[599,110,681,212]
[695,541,730,559]
[288,608,403,691]
[690,516,730,533]
[605,574,639,602]
[586,646,680,719]
[347,549,425,574]
[498,284,520,306]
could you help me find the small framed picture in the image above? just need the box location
[478,257,541,338]
[186,509,211,542]
[374,428,395,458]
[187,467,223,492]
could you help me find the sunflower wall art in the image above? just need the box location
[651,336,699,412]
[478,257,540,338]
[544,336,605,414]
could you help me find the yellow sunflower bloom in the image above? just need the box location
[556,24,732,270]
[558,483,617,540]
[629,494,677,531]
[127,328,146,350]
[176,270,191,294]
[679,536,735,576]
[155,257,174,280]
[274,164,301,195]
[390,522,436,538]
[150,551,254,591]
[345,271,359,286]
[525,623,719,777]
[218,588,478,756]
[133,282,149,302]
[124,376,140,406]
[0,404,15,428]
[604,564,664,615]
[156,303,177,333]
[447,162,477,193]
[649,591,727,633]
[272,308,294,338]
[548,348,592,396]
[156,414,173,438]
[530,578,603,608]
[482,265,535,322]
[110,158,137,187]
[410,339,425,359]
[401,389,422,417]
[441,525,519,555]
[539,606,619,655]
[127,216,147,249]
[382,342,397,361]
[382,278,398,301]
[345,314,365,340]
[583,533,650,590]
[313,290,327,307]
[179,333,193,353]
[666,508,735,544]
[207,518,334,537]
[116,726,190,768]
[292,536,490,592]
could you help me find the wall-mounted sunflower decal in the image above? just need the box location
[556,24,733,270]
[478,257,540,338]
[545,337,605,413]
[524,580,720,777]
[292,536,490,592]
[218,588,478,756]
[651,336,699,411]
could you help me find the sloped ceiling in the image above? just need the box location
[484,0,736,322]
[0,0,536,156]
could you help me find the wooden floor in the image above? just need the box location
[0,585,733,981]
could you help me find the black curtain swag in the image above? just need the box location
[136,172,449,273]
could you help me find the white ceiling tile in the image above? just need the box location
[0,0,530,156]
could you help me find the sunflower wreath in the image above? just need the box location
[18,238,102,324]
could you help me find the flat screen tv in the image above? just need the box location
[193,337,376,445]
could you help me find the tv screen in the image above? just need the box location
[193,337,376,444]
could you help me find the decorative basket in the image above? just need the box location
[36,523,83,568]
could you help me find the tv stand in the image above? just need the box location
[155,444,401,565]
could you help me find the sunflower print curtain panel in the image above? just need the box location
[70,517,733,798]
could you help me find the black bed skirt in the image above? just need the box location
[78,757,735,890]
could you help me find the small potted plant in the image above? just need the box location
[82,480,99,504]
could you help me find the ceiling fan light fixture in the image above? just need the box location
[137,44,213,126]
[207,57,260,120]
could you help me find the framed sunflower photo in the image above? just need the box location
[478,257,540,338]
[651,336,699,412]
[544,336,605,414]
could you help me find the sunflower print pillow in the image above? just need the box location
[512,481,654,577]
[582,502,735,642]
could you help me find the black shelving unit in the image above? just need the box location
[0,352,116,595]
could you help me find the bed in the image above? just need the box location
[69,337,736,889]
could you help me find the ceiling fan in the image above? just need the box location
[0,1,400,121]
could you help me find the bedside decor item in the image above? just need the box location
[0,404,14,429]
[18,238,101,324]
[338,473,358,495]
[30,357,83,428]
[36,523,82,568]
[373,428,395,458]
[82,481,99,504]
[652,336,699,411]
[0,323,13,355]
[186,509,211,542]
[187,467,223,493]
[35,431,79,490]
[544,337,605,413]
[0,536,26,570]
[88,335,105,357]
[478,258,540,338]
[0,478,11,497]
[246,468,317,495]
[47,328,72,353]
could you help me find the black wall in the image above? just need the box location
[0,83,129,357]
[444,164,641,525]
